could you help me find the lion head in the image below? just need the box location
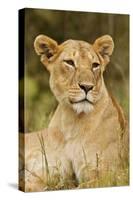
[34,35,114,114]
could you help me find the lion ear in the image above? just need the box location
[34,35,58,68]
[93,35,114,65]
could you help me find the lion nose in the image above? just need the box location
[79,83,94,94]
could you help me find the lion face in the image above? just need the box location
[34,35,114,114]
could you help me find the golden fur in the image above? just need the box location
[19,35,128,191]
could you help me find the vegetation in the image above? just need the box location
[19,9,129,190]
[24,132,129,191]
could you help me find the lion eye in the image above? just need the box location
[92,62,100,70]
[63,59,75,67]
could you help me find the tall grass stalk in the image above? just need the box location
[37,133,50,185]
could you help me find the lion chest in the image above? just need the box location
[63,113,121,178]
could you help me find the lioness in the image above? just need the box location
[19,35,128,191]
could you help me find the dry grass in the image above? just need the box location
[22,133,129,192]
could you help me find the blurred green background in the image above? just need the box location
[19,8,129,132]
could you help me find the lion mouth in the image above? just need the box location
[70,98,93,105]
[70,98,94,114]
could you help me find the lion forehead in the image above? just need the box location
[59,40,98,62]
[61,40,92,52]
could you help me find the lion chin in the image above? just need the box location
[72,101,94,114]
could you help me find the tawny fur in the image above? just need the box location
[19,35,128,191]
